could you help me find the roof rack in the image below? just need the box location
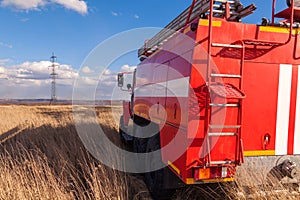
[138,0,256,58]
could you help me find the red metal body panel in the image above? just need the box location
[133,14,300,184]
[122,101,131,126]
[241,63,279,151]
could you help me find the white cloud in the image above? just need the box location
[0,60,79,99]
[103,69,111,75]
[20,18,30,22]
[0,42,13,49]
[0,61,136,100]
[81,66,93,74]
[77,77,98,85]
[134,14,139,19]
[1,0,88,14]
[0,58,11,65]
[1,0,46,10]
[0,67,6,74]
[52,0,87,15]
[120,64,136,72]
[0,66,8,79]
[111,11,118,16]
[111,11,122,17]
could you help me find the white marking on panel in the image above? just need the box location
[294,66,300,154]
[135,84,153,97]
[153,82,167,97]
[275,64,293,155]
[166,77,190,97]
[135,77,190,98]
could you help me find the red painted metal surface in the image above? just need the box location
[122,101,131,126]
[129,1,300,184]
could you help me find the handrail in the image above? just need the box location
[185,0,197,26]
[272,0,277,25]
[207,0,214,81]
[286,0,295,44]
[204,0,215,166]
[238,40,245,165]
[271,0,295,45]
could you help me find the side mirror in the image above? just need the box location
[118,73,124,87]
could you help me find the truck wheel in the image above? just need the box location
[132,123,148,153]
[145,135,175,200]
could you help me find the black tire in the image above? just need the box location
[133,137,139,153]
[145,135,175,200]
[119,115,126,144]
[132,122,148,153]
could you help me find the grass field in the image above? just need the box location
[0,105,299,199]
[0,105,151,200]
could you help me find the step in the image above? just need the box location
[208,132,237,136]
[209,125,241,129]
[210,83,246,99]
[211,73,241,78]
[210,103,239,107]
[212,43,243,49]
[210,160,236,165]
[243,39,283,46]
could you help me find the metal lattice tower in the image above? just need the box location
[49,53,58,103]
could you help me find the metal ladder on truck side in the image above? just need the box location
[203,0,297,167]
[204,44,246,166]
[204,0,247,167]
[138,0,256,59]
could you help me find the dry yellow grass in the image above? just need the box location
[0,105,299,200]
[0,105,130,200]
[226,163,300,200]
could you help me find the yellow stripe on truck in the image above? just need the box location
[168,161,181,175]
[260,26,300,35]
[244,150,275,157]
[186,178,195,184]
[186,178,234,184]
[183,26,191,34]
[200,177,234,183]
[199,19,222,27]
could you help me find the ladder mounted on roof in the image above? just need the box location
[138,0,256,59]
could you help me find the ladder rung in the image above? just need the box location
[215,0,236,3]
[211,73,241,78]
[210,160,236,165]
[212,43,243,48]
[210,125,241,129]
[208,132,237,136]
[213,4,222,8]
[212,10,238,15]
[210,103,239,107]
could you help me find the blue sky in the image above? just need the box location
[0,0,288,99]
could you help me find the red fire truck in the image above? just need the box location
[118,0,300,198]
